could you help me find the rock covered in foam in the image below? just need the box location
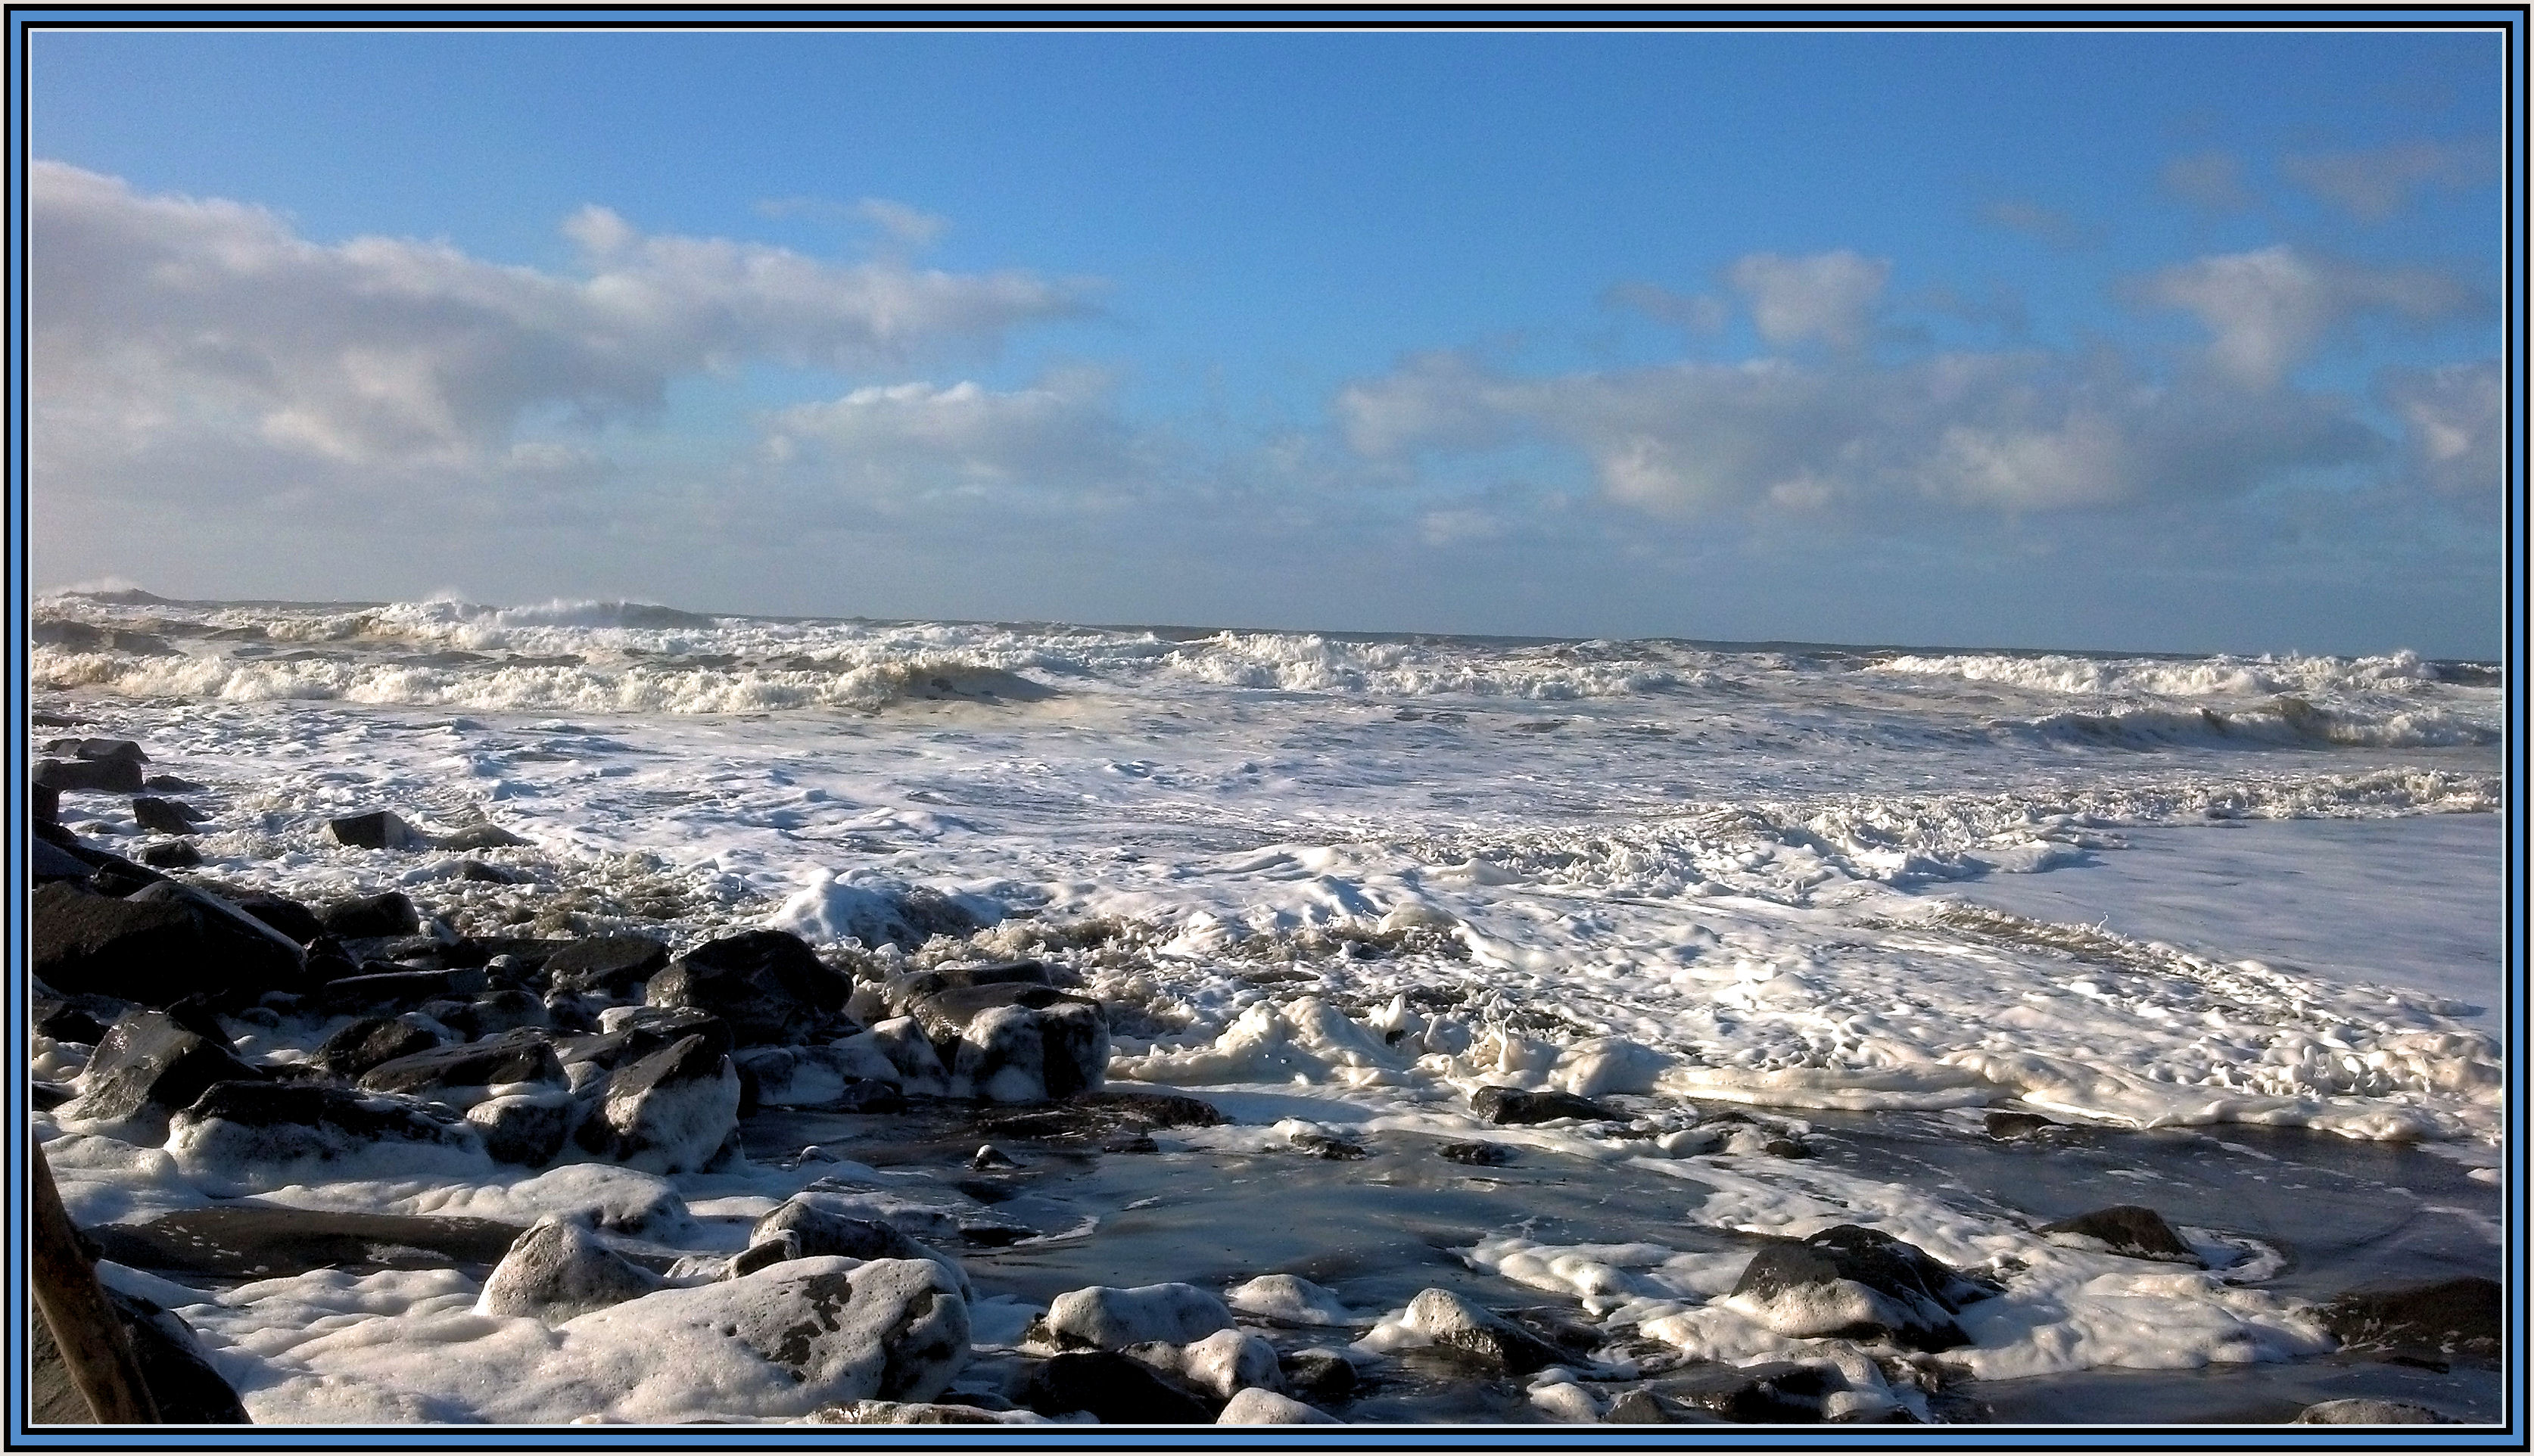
[467,1090,577,1166]
[574,1032,740,1174]
[1397,1288,1564,1374]
[1041,1283,1234,1351]
[1227,1274,1358,1326]
[1726,1224,2000,1352]
[905,983,1110,1103]
[2294,1398,2460,1424]
[63,1008,266,1131]
[770,870,991,951]
[168,1081,484,1187]
[478,1215,664,1321]
[580,1257,967,1408]
[754,1196,970,1297]
[644,929,855,1047]
[1178,1328,1282,1400]
[1217,1388,1339,1424]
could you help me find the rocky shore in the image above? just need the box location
[28,732,2502,1426]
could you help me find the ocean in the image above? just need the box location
[27,590,2508,1425]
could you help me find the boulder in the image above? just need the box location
[1643,1361,1828,1422]
[1985,1111,2059,1138]
[48,736,148,762]
[431,989,553,1041]
[885,960,1050,1007]
[2317,1277,2501,1364]
[1278,1349,1359,1404]
[1399,1289,1564,1374]
[33,837,93,885]
[570,1258,970,1408]
[544,934,670,996]
[222,892,322,948]
[319,966,487,1013]
[908,983,1110,1102]
[1228,1274,1356,1327]
[316,1016,448,1078]
[326,810,428,851]
[437,823,528,851]
[29,1285,251,1423]
[1042,1283,1235,1352]
[360,1030,567,1099]
[1726,1225,2000,1352]
[130,796,198,835]
[1217,1389,1338,1424]
[644,930,854,1046]
[1021,1351,1213,1424]
[1471,1085,1616,1125]
[35,756,146,794]
[1602,1388,1669,1423]
[755,1198,954,1268]
[559,1007,734,1072]
[2038,1206,2202,1265]
[35,780,61,825]
[34,879,307,1007]
[466,1091,577,1166]
[140,841,203,869]
[1180,1328,1282,1400]
[576,1033,740,1174]
[319,891,421,938]
[2294,1399,2460,1424]
[1440,1140,1516,1166]
[477,1215,663,1322]
[63,1009,266,1128]
[167,1081,479,1174]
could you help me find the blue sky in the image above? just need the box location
[24,22,2513,655]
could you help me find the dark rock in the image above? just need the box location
[35,781,61,825]
[1646,1361,1829,1423]
[1439,1140,1514,1166]
[886,960,1050,1006]
[2294,1398,2461,1424]
[479,1216,663,1321]
[1471,1085,1616,1125]
[319,1016,448,1077]
[466,1093,574,1166]
[755,1199,945,1267]
[1727,1225,2000,1352]
[544,934,671,996]
[575,1033,741,1174]
[556,1007,733,1071]
[2318,1277,2501,1364]
[32,1081,78,1111]
[1403,1288,1564,1375]
[1291,1131,1367,1159]
[2038,1206,2202,1265]
[437,823,529,851]
[33,837,96,883]
[51,736,148,763]
[160,994,233,1047]
[360,1030,565,1097]
[326,810,428,851]
[645,929,854,1047]
[907,982,1109,1102]
[1279,1348,1359,1404]
[431,989,553,1040]
[83,1207,525,1280]
[456,859,521,884]
[36,989,117,1044]
[131,796,198,835]
[170,1081,478,1165]
[33,879,306,1007]
[140,840,203,869]
[1021,1350,1215,1424]
[1985,1111,2059,1139]
[35,755,148,794]
[319,966,487,1013]
[971,1089,1220,1146]
[64,1009,266,1125]
[320,891,421,939]
[233,894,326,945]
[143,774,204,792]
[30,1285,251,1423]
[1104,1132,1160,1154]
[1602,1388,1669,1423]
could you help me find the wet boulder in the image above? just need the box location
[560,1006,733,1072]
[1726,1224,2000,1352]
[437,823,528,851]
[35,755,147,795]
[1642,1361,1831,1423]
[167,1081,479,1176]
[1021,1350,1213,1424]
[1217,1388,1338,1424]
[466,1090,577,1166]
[907,983,1110,1103]
[574,1032,740,1174]
[477,1215,663,1322]
[1180,1328,1283,1400]
[1471,1086,1617,1125]
[1440,1140,1516,1166]
[229,894,325,946]
[2294,1399,2460,1424]
[33,836,93,885]
[544,934,670,997]
[2038,1206,2203,1265]
[140,841,203,869]
[319,966,487,1014]
[326,810,429,851]
[884,960,1049,1009]
[2317,1277,2501,1364]
[359,1030,566,1100]
[1399,1289,1564,1375]
[1985,1111,2059,1139]
[30,1285,251,1424]
[1278,1349,1359,1404]
[34,879,307,1008]
[431,989,553,1041]
[319,891,421,939]
[752,1196,969,1295]
[811,1400,1035,1425]
[643,930,854,1047]
[62,1009,266,1130]
[1042,1283,1235,1352]
[130,796,199,835]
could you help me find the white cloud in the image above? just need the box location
[758,369,1141,510]
[2380,359,2502,496]
[1337,345,2378,521]
[2134,245,2478,389]
[1725,250,1890,352]
[854,198,950,248]
[31,161,1087,471]
[2283,139,2483,221]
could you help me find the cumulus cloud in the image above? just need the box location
[758,369,1144,510]
[1726,250,1891,352]
[32,161,1085,471]
[1337,346,2379,521]
[2161,151,2253,213]
[2134,245,2480,388]
[2380,359,2502,496]
[2283,138,2484,221]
